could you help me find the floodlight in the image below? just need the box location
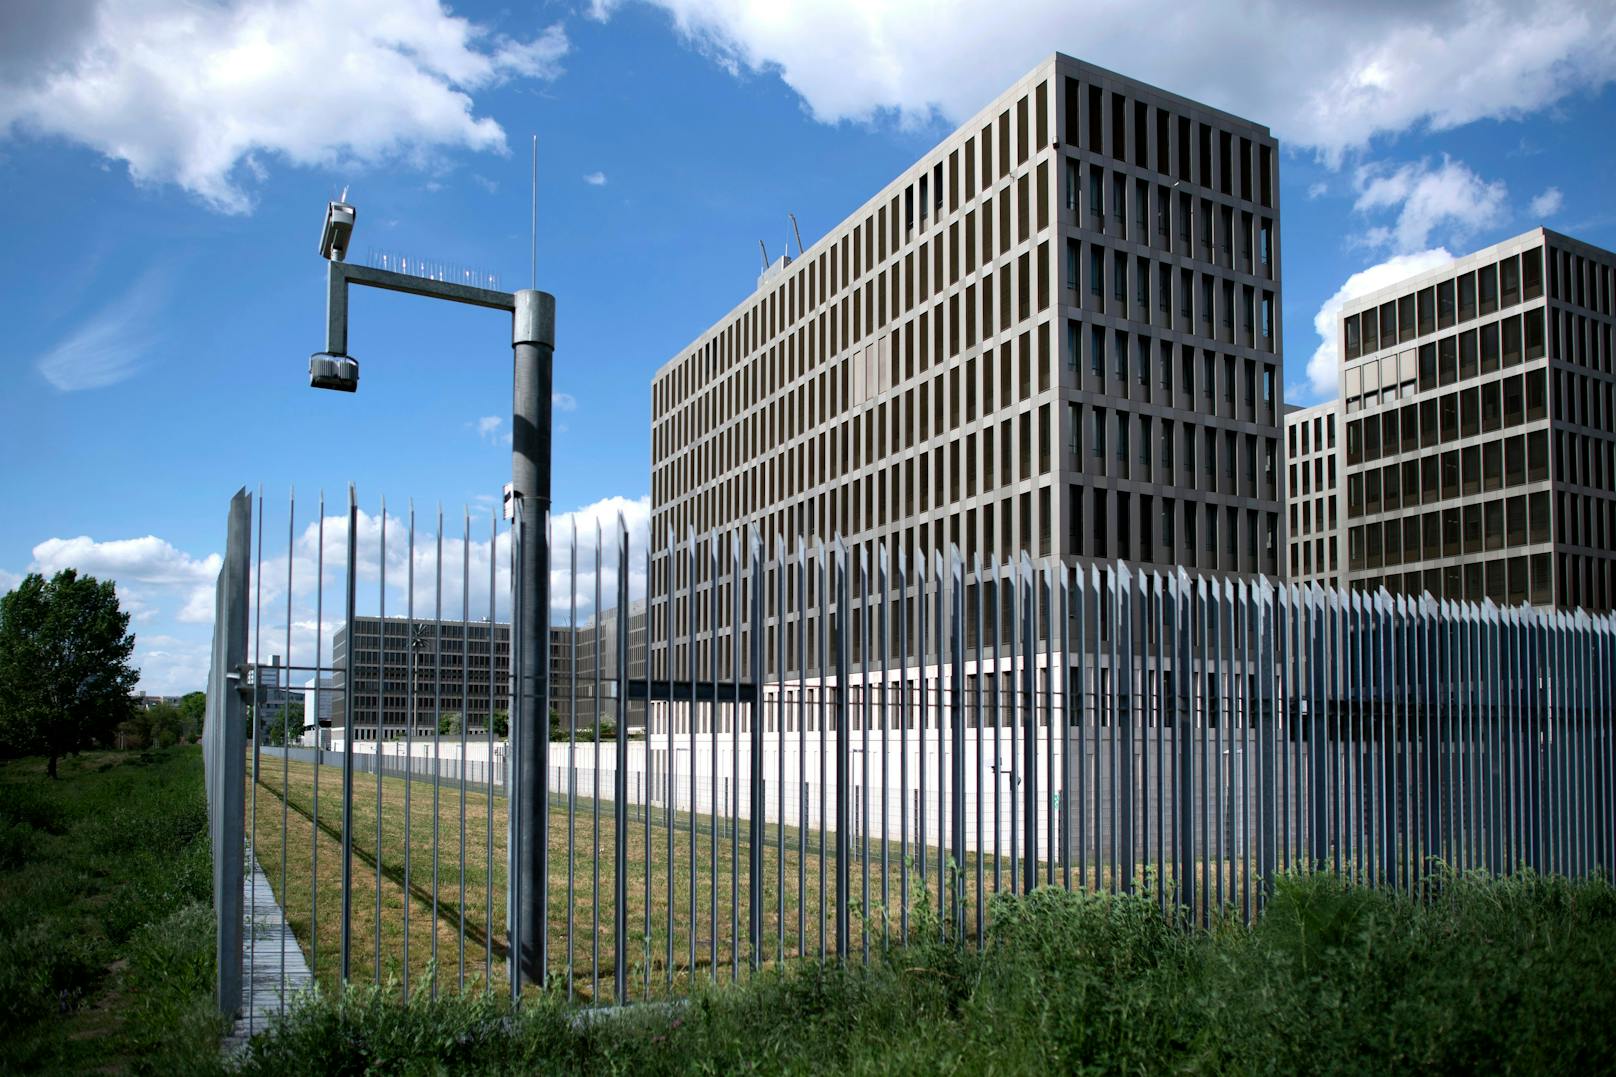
[320,199,356,261]
[309,352,359,392]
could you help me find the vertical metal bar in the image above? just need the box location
[432,506,444,997]
[615,515,631,1002]
[312,493,325,983]
[1009,560,1020,892]
[595,523,605,1000]
[248,486,262,1032]
[975,554,987,940]
[1117,564,1133,895]
[747,527,764,976]
[459,509,470,992]
[1076,567,1088,893]
[280,489,294,1012]
[993,560,1003,895]
[1043,562,1054,888]
[403,504,415,1000]
[1177,570,1195,922]
[375,499,386,985]
[879,545,890,950]
[798,540,808,956]
[506,504,522,999]
[485,509,496,992]
[1060,565,1072,895]
[937,552,948,921]
[951,548,966,937]
[1106,565,1117,895]
[817,539,829,963]
[687,529,697,981]
[862,546,873,963]
[642,540,654,995]
[835,540,851,962]
[729,532,740,983]
[1258,578,1275,907]
[898,548,909,939]
[778,536,788,963]
[920,548,931,897]
[1149,572,1161,909]
[566,525,577,997]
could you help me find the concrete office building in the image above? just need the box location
[1284,400,1342,589]
[1338,228,1616,611]
[329,617,590,742]
[649,53,1285,681]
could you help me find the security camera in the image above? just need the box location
[309,352,359,392]
[320,198,355,261]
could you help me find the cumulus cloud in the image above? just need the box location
[473,415,504,443]
[29,533,222,626]
[33,268,166,391]
[0,569,22,594]
[1303,248,1454,400]
[1353,156,1508,252]
[1528,186,1564,219]
[589,0,1616,162]
[0,0,568,213]
[583,171,607,186]
[553,392,578,411]
[1307,181,1328,200]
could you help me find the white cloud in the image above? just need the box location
[1307,181,1328,200]
[553,392,578,411]
[473,415,504,443]
[589,0,1616,162]
[33,268,165,391]
[29,533,223,627]
[583,171,607,186]
[1528,186,1564,219]
[0,0,568,213]
[550,495,651,617]
[0,569,22,594]
[1304,248,1454,399]
[1353,156,1508,252]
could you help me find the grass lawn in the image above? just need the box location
[236,869,1616,1074]
[0,745,223,1074]
[249,755,1034,1001]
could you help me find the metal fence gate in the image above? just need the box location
[203,486,1616,1027]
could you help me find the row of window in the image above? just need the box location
[1343,247,1544,360]
[1063,241,1277,351]
[1062,165,1275,280]
[1061,75,1276,207]
[1286,410,1337,458]
[1344,307,1546,414]
[1065,321,1278,422]
[1347,432,1548,519]
[1069,404,1279,498]
[1289,492,1338,540]
[1069,486,1280,577]
[1289,535,1338,581]
[1289,456,1339,502]
[1346,371,1547,467]
[1348,494,1551,576]
[1350,554,1553,610]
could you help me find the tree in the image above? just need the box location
[439,711,462,736]
[0,570,138,778]
[177,691,206,740]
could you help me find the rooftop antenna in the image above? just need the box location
[530,135,537,290]
[339,184,349,203]
[758,239,769,273]
[789,213,804,256]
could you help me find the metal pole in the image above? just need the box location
[511,288,556,989]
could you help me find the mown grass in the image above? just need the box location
[250,755,1034,1000]
[232,868,1616,1074]
[0,745,223,1075]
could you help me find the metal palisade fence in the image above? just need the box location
[203,486,1616,1025]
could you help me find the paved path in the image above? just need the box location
[223,851,316,1053]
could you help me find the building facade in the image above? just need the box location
[649,53,1285,679]
[1284,400,1342,589]
[1337,228,1615,611]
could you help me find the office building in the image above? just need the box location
[649,53,1285,676]
[330,617,590,741]
[1284,400,1342,588]
[1338,228,1615,611]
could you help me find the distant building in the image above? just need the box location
[1334,228,1613,610]
[1284,400,1342,589]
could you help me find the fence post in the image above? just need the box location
[203,489,251,1017]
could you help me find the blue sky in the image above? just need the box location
[2,0,1614,691]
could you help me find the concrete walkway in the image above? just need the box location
[223,851,315,1053]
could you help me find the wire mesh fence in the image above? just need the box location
[203,486,1616,1027]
